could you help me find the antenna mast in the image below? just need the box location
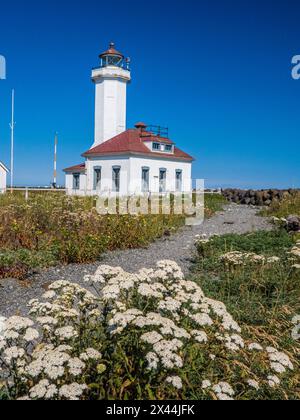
[53,132,58,188]
[9,89,15,193]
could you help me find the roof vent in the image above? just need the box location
[135,122,147,132]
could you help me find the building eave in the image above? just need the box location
[63,163,86,173]
[0,161,9,173]
[82,150,194,162]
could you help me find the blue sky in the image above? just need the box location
[0,0,300,188]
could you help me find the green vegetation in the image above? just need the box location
[1,251,299,400]
[202,193,227,217]
[191,230,300,399]
[0,192,226,279]
[261,191,300,218]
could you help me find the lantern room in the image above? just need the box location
[99,42,130,69]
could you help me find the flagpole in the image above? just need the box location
[9,89,15,193]
[53,132,58,188]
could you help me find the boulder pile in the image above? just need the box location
[222,189,299,207]
[273,215,300,233]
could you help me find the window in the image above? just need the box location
[73,173,80,190]
[107,56,122,66]
[175,170,182,192]
[159,168,167,193]
[112,166,121,192]
[93,167,102,191]
[165,144,173,152]
[141,167,150,192]
[152,142,161,151]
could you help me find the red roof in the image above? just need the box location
[64,163,86,173]
[100,42,124,58]
[82,129,194,161]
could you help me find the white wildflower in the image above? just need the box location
[217,393,234,400]
[29,380,50,399]
[141,331,163,345]
[138,283,164,299]
[3,330,19,340]
[23,328,39,342]
[101,284,120,301]
[166,376,183,390]
[201,380,212,389]
[80,348,102,362]
[45,384,58,399]
[68,358,86,376]
[267,256,280,264]
[213,382,235,397]
[190,313,213,327]
[267,348,293,370]
[191,330,208,343]
[44,365,65,381]
[246,379,260,391]
[3,346,25,363]
[59,383,88,400]
[270,362,286,374]
[267,375,280,388]
[42,291,56,300]
[146,352,159,370]
[55,326,78,341]
[248,342,263,351]
[48,280,71,291]
[37,316,58,326]
[4,316,34,332]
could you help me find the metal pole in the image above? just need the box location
[53,132,58,188]
[9,89,15,193]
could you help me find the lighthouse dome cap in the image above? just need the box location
[100,42,124,59]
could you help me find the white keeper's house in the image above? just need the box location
[0,161,9,194]
[64,43,194,196]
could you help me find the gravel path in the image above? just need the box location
[0,204,273,318]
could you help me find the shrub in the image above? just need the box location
[191,231,300,398]
[0,193,225,279]
[261,191,300,218]
[0,260,298,400]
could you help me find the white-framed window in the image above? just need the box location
[152,142,161,151]
[142,167,150,192]
[159,168,167,193]
[165,144,173,152]
[175,170,182,192]
[73,173,80,190]
[112,166,121,192]
[93,166,102,191]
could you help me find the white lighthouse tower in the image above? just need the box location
[91,43,131,148]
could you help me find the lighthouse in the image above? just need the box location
[91,43,131,148]
[64,42,194,197]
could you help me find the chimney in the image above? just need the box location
[135,122,147,133]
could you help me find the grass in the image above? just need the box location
[191,229,300,399]
[0,192,226,279]
[261,191,300,218]
[202,193,227,217]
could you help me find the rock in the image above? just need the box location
[0,316,6,336]
[286,215,300,232]
[222,189,299,207]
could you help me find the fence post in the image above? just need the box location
[25,187,29,201]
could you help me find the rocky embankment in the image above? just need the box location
[222,189,299,206]
[273,215,300,233]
